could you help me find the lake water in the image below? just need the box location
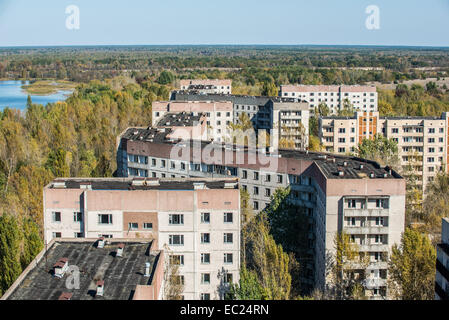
[0,80,73,111]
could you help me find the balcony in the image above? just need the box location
[363,278,387,289]
[344,208,389,217]
[344,226,389,235]
[359,244,389,252]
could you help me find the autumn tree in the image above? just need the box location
[388,228,436,300]
[0,213,22,296]
[357,134,400,171]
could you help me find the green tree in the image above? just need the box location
[229,267,266,300]
[261,81,278,97]
[156,71,174,85]
[388,228,436,300]
[357,134,400,171]
[421,172,449,236]
[20,218,43,269]
[0,213,22,296]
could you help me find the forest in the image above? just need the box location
[0,45,449,299]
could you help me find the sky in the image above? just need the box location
[0,0,448,47]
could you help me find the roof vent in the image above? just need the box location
[146,179,160,186]
[52,181,66,189]
[53,258,69,278]
[359,164,364,169]
[97,237,105,248]
[96,280,104,297]
[369,172,375,178]
[193,182,206,190]
[338,170,344,177]
[116,244,124,257]
[58,292,73,300]
[383,173,388,178]
[132,178,146,186]
[144,262,151,277]
[343,161,348,167]
[80,183,92,190]
[224,181,237,189]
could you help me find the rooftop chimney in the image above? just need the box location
[96,280,104,297]
[53,258,69,278]
[116,244,124,257]
[369,172,375,178]
[97,237,105,248]
[144,262,151,277]
[52,181,66,189]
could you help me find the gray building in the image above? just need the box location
[436,217,449,300]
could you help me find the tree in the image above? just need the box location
[328,231,368,300]
[356,134,400,171]
[308,135,322,152]
[242,213,292,300]
[378,100,394,116]
[163,244,185,300]
[229,266,266,300]
[388,228,436,300]
[337,99,355,117]
[20,218,43,269]
[261,81,278,97]
[156,71,174,85]
[421,172,449,236]
[0,213,22,296]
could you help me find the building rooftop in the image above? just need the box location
[47,177,240,190]
[171,91,307,106]
[121,127,402,180]
[156,112,205,127]
[5,241,159,300]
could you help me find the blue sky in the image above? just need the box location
[0,0,448,47]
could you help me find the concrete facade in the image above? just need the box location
[43,178,241,300]
[319,111,449,192]
[280,85,378,114]
[436,217,449,300]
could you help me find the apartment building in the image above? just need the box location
[43,177,241,300]
[280,85,378,114]
[319,111,449,192]
[436,217,449,300]
[152,101,233,142]
[179,79,232,94]
[170,92,310,150]
[117,127,406,298]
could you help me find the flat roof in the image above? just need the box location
[121,128,401,180]
[6,241,159,300]
[47,177,240,190]
[156,112,204,127]
[171,92,307,105]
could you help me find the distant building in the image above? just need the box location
[169,92,310,150]
[1,239,164,300]
[179,79,232,94]
[436,217,449,300]
[319,111,449,192]
[42,177,240,300]
[117,128,406,298]
[280,85,378,114]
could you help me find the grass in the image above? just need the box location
[21,80,77,95]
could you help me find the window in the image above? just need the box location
[201,273,211,284]
[253,186,259,195]
[224,233,233,244]
[201,233,210,244]
[277,175,283,183]
[350,217,356,226]
[253,172,259,181]
[348,199,356,208]
[98,214,113,224]
[225,273,233,284]
[201,212,210,224]
[224,253,233,264]
[52,232,61,238]
[242,170,247,179]
[128,222,138,230]
[169,234,184,246]
[375,199,382,208]
[265,188,271,197]
[181,162,186,170]
[52,211,61,223]
[201,253,210,264]
[224,212,233,223]
[74,232,83,238]
[253,201,259,210]
[170,161,176,169]
[265,174,271,182]
[161,160,166,168]
[339,128,346,133]
[375,217,384,226]
[169,214,184,225]
[170,255,184,266]
[201,293,210,300]
[73,212,82,222]
[151,158,156,166]
[143,222,153,230]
